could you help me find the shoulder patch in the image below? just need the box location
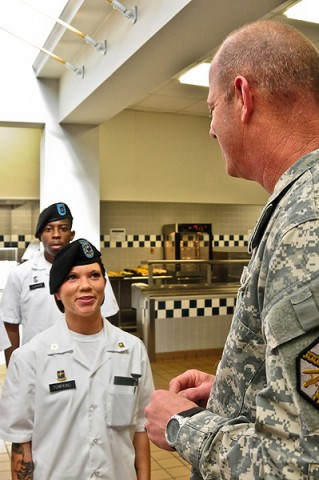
[297,336,319,410]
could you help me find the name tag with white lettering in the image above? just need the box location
[49,380,76,393]
[29,283,45,291]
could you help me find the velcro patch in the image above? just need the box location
[297,336,319,409]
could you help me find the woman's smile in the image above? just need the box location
[55,263,106,328]
[76,295,96,306]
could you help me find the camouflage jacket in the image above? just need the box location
[174,149,319,479]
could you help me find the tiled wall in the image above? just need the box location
[0,201,39,260]
[100,201,262,271]
[0,200,263,269]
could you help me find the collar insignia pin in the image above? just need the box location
[57,370,67,382]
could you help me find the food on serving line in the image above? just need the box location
[107,271,122,277]
[125,266,168,276]
[108,266,168,277]
[152,267,167,275]
[107,271,134,277]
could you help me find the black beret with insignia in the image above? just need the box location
[49,238,105,295]
[35,202,73,239]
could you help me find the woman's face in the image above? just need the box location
[55,262,106,319]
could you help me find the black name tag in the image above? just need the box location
[29,282,45,291]
[49,380,76,393]
[114,376,135,386]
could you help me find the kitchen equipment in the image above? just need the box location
[163,223,213,281]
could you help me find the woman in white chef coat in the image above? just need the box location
[0,238,154,480]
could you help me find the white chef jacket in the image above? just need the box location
[0,251,119,344]
[0,317,154,480]
[0,319,10,351]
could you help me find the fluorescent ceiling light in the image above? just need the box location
[284,0,319,24]
[178,62,210,87]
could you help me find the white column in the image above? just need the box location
[39,123,100,247]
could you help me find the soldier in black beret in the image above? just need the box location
[50,238,106,312]
[1,202,75,365]
[1,202,118,366]
[0,238,154,479]
[35,202,73,239]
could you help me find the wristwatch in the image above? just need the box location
[165,407,204,449]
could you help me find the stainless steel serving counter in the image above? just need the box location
[132,281,239,361]
[109,275,172,330]
[108,259,247,360]
[133,281,239,293]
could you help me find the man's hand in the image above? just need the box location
[144,389,197,450]
[169,369,215,407]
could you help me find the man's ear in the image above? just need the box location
[70,230,75,241]
[234,75,253,123]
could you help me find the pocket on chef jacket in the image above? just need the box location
[105,383,137,428]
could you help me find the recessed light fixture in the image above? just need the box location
[178,62,210,87]
[284,0,319,25]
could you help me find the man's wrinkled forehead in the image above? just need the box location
[207,58,221,102]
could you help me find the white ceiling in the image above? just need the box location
[29,0,319,123]
[131,15,319,118]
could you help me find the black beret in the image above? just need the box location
[35,203,73,238]
[50,239,105,294]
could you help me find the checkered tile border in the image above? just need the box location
[212,234,248,248]
[154,297,236,319]
[0,234,249,250]
[100,234,163,249]
[0,235,33,249]
[100,234,249,249]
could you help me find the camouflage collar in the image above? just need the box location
[249,149,319,252]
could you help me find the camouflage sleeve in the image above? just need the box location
[172,219,319,479]
[174,410,258,477]
[174,285,319,478]
[262,218,319,308]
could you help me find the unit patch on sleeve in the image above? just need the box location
[297,336,319,409]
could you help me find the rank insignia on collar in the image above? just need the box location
[118,342,125,348]
[297,336,319,409]
[57,370,67,382]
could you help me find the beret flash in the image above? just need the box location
[49,238,105,294]
[35,202,73,239]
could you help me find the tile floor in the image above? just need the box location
[0,351,222,479]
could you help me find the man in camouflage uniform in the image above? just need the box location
[145,20,319,479]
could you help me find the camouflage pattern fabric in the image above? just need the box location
[173,150,319,479]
